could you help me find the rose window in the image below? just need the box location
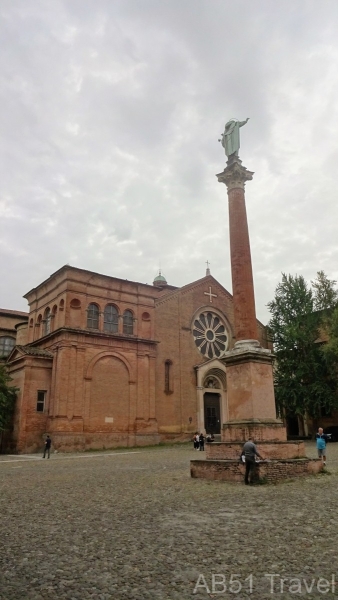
[193,312,228,359]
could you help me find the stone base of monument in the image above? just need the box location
[190,436,324,483]
[222,419,287,442]
[189,340,325,482]
[190,457,323,484]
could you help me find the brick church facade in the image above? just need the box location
[6,265,270,453]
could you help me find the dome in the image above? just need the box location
[153,271,167,286]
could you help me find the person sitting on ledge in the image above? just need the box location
[206,433,215,443]
[240,437,264,485]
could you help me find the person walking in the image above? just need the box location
[240,437,264,485]
[199,432,205,451]
[316,427,329,466]
[43,435,52,459]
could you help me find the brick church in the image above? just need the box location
[5,264,269,453]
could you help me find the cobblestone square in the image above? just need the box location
[1,442,338,599]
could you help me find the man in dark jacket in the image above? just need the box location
[43,435,52,459]
[241,437,263,485]
[199,432,205,451]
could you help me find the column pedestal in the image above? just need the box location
[222,339,286,442]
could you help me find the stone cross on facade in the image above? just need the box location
[204,286,217,303]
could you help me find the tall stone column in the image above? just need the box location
[216,156,286,442]
[217,156,257,342]
[189,128,320,482]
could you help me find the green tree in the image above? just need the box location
[0,365,17,432]
[311,270,338,311]
[322,306,338,377]
[267,273,338,419]
[311,270,338,357]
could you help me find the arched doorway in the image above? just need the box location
[195,360,227,434]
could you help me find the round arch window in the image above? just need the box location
[193,312,228,359]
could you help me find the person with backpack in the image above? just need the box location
[316,427,329,466]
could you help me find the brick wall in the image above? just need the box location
[191,457,323,483]
[10,355,52,452]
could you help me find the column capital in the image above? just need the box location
[216,156,254,191]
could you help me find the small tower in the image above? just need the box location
[206,260,211,276]
[153,270,168,288]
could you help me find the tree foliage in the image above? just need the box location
[267,273,338,418]
[0,365,17,432]
[322,306,338,375]
[311,270,338,311]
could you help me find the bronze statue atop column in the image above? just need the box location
[218,117,249,159]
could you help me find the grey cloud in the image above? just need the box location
[1,0,338,323]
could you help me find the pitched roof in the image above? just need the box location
[0,308,29,318]
[14,345,53,358]
[23,264,172,298]
[155,274,233,306]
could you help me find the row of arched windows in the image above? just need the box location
[29,299,136,339]
[87,304,134,335]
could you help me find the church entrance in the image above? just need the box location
[204,393,221,434]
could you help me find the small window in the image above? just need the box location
[104,304,119,333]
[87,304,99,329]
[0,337,16,357]
[123,310,134,335]
[44,308,51,335]
[36,390,46,412]
[164,360,173,394]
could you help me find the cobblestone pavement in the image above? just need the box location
[1,441,338,600]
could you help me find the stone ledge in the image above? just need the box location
[206,440,306,460]
[190,458,323,484]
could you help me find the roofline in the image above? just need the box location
[155,274,234,305]
[24,265,176,299]
[0,308,29,318]
[194,356,227,369]
[7,346,54,362]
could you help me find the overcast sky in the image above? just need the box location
[1,0,338,323]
